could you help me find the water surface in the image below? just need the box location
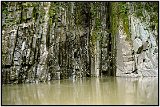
[2,77,158,105]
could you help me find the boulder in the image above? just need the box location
[133,38,142,52]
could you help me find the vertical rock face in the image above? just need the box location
[90,2,116,77]
[2,2,158,84]
[130,16,158,77]
[116,2,158,77]
[2,2,105,84]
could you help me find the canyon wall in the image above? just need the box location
[2,2,158,84]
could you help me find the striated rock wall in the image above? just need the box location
[116,2,158,77]
[2,2,117,84]
[2,2,158,84]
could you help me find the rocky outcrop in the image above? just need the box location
[130,16,158,77]
[116,2,158,77]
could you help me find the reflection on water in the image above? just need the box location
[2,77,158,105]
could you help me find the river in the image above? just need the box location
[2,77,158,105]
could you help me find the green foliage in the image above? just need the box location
[32,3,46,22]
[22,2,31,7]
[75,3,84,26]
[95,18,101,30]
[144,2,158,13]
[118,2,131,41]
[32,7,38,20]
[90,2,102,30]
[32,3,46,21]
[91,31,98,46]
[119,2,129,15]
[2,2,17,29]
[40,8,45,17]
[90,2,102,47]
[49,3,56,19]
[75,2,91,27]
[116,2,158,41]
[111,3,118,38]
[2,2,9,15]
[90,2,101,19]
[146,2,158,31]
[134,2,158,31]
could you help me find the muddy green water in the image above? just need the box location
[2,77,158,105]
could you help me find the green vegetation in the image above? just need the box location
[90,2,102,48]
[134,2,158,31]
[111,3,118,38]
[118,2,131,41]
[75,3,84,26]
[49,4,56,17]
[2,2,8,15]
[2,2,158,84]
[2,2,9,29]
[132,2,158,43]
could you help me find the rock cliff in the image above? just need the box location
[2,2,158,84]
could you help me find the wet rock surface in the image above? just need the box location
[2,2,103,84]
[2,2,158,84]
